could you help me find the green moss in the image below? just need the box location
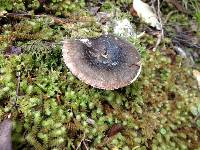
[0,1,200,149]
[0,0,85,17]
[0,47,199,149]
[0,0,13,11]
[191,0,200,29]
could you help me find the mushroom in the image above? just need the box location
[62,34,141,90]
[0,118,12,150]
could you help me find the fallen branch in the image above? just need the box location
[1,13,70,25]
[1,12,95,26]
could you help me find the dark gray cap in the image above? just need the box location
[62,34,141,90]
[0,118,12,150]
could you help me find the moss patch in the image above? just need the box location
[0,0,200,149]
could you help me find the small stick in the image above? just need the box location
[153,33,162,51]
[153,0,164,51]
[133,146,140,150]
[136,31,146,39]
[2,13,94,25]
[15,71,21,105]
[164,10,177,24]
[83,141,89,150]
[194,113,200,122]
[76,133,86,150]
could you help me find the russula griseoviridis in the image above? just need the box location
[62,34,141,90]
[0,118,12,150]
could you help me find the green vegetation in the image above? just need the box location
[0,0,85,16]
[191,0,200,29]
[0,0,200,149]
[0,43,199,149]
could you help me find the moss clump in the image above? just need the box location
[0,0,85,17]
[0,1,200,149]
[46,0,85,17]
[0,14,101,53]
[0,16,64,52]
[0,45,199,149]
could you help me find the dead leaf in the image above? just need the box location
[106,124,124,137]
[132,0,161,30]
[96,124,124,148]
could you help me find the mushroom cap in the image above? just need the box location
[62,34,141,90]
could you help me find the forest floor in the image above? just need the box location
[0,0,200,149]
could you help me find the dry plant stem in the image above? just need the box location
[15,71,21,105]
[2,13,92,26]
[164,10,177,24]
[83,141,89,150]
[4,13,70,25]
[133,146,140,150]
[97,136,112,148]
[76,133,87,150]
[153,33,162,51]
[194,113,200,122]
[136,31,146,39]
[151,0,157,12]
[152,0,164,51]
[164,0,187,13]
[157,0,163,32]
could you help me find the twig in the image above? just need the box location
[164,10,177,24]
[194,113,200,122]
[136,31,146,39]
[83,141,89,150]
[153,0,164,51]
[76,133,86,150]
[151,0,157,12]
[164,0,187,13]
[2,13,70,25]
[153,33,162,51]
[133,146,140,150]
[15,71,21,105]
[157,0,164,38]
[2,12,95,25]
